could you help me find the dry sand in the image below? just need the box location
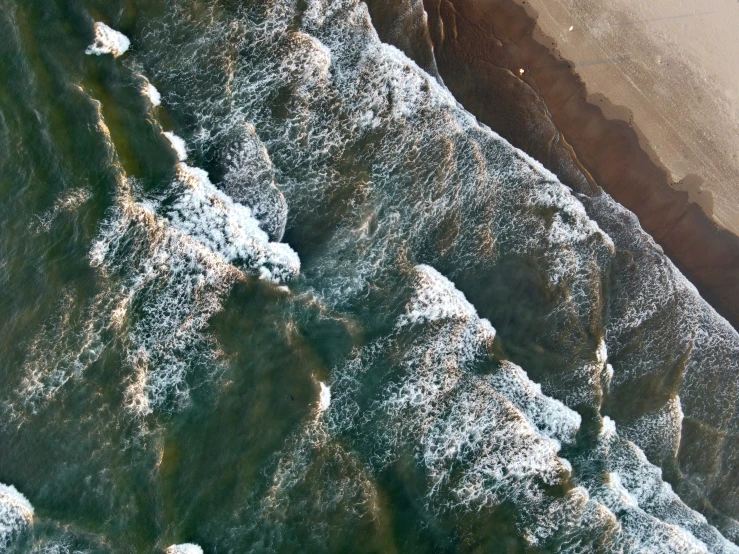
[517,0,739,233]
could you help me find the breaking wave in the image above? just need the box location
[85,22,130,58]
[10,1,739,548]
[87,143,299,415]
[166,544,204,554]
[324,265,738,552]
[14,37,300,417]
[0,483,34,551]
[127,0,739,539]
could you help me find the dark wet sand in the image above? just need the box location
[364,0,739,330]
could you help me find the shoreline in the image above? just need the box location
[516,0,739,232]
[364,0,739,330]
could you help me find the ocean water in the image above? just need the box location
[1,0,738,552]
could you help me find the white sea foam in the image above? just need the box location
[0,483,34,551]
[331,266,574,529]
[488,361,581,446]
[585,419,739,553]
[379,267,496,449]
[169,162,299,282]
[127,0,739,537]
[318,381,331,411]
[388,268,571,513]
[591,192,739,525]
[85,22,130,58]
[596,337,607,366]
[324,264,739,550]
[17,288,107,415]
[60,96,299,415]
[399,265,495,331]
[89,161,299,413]
[143,81,161,107]
[164,132,188,161]
[603,363,614,391]
[601,415,617,437]
[220,125,288,241]
[621,395,684,463]
[165,545,203,554]
[90,178,236,413]
[257,428,381,550]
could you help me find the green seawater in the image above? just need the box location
[1,0,738,552]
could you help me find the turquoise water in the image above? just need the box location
[1,0,739,552]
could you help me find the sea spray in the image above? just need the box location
[144,81,162,107]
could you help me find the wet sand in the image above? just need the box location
[364,0,739,329]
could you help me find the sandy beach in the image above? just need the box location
[517,0,739,234]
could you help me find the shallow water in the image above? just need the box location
[1,0,738,552]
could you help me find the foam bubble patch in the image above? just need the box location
[85,22,130,58]
[164,132,187,161]
[166,545,203,554]
[0,483,34,551]
[144,81,161,107]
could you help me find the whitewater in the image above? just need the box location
[0,0,737,551]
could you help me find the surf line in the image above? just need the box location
[83,22,316,420]
[85,21,301,286]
